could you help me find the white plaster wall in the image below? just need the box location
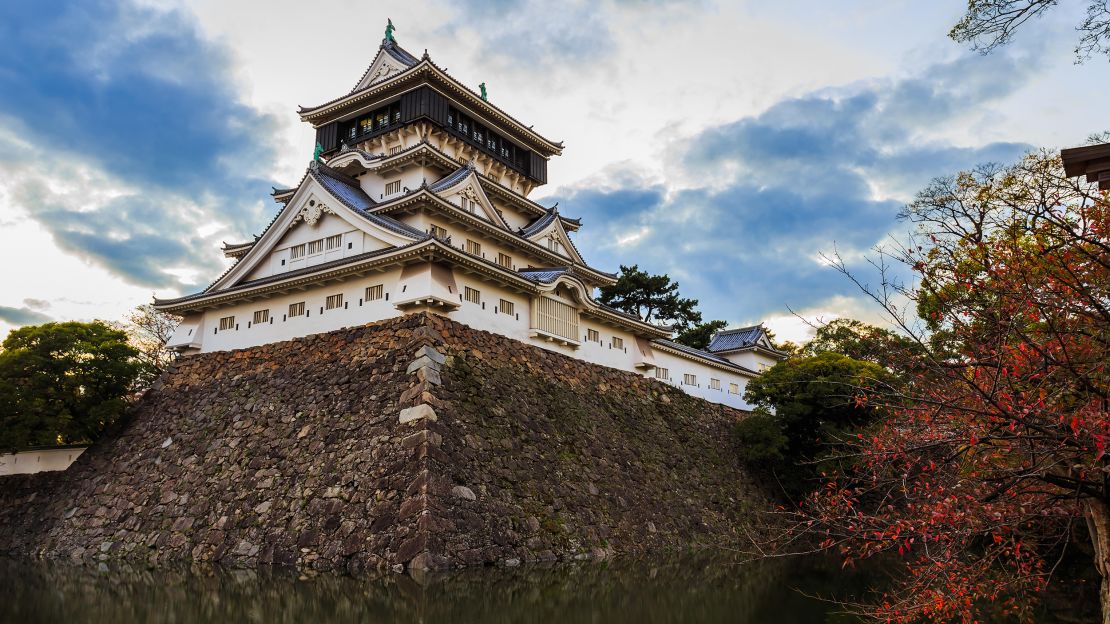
[720,350,778,373]
[188,268,757,410]
[0,447,87,476]
[199,267,404,352]
[647,349,756,411]
[359,167,435,201]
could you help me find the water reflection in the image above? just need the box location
[0,553,880,623]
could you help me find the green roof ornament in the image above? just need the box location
[479,82,488,101]
[313,142,324,162]
[385,18,396,43]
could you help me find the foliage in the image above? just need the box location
[740,352,896,500]
[795,152,1110,622]
[948,0,1110,62]
[0,321,145,451]
[599,265,705,333]
[802,318,922,370]
[124,304,179,387]
[674,319,728,350]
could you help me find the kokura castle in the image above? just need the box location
[155,27,785,410]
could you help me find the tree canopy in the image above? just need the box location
[599,264,728,348]
[0,321,146,451]
[948,0,1110,61]
[794,152,1110,621]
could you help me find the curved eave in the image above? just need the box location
[651,341,761,377]
[299,61,563,157]
[153,242,435,314]
[711,345,790,361]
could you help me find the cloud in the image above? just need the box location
[554,51,1037,327]
[0,306,52,326]
[0,0,283,293]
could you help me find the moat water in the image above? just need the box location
[0,553,1092,623]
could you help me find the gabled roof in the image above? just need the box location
[518,267,569,283]
[428,162,476,192]
[519,207,587,265]
[349,39,421,93]
[299,43,563,157]
[221,240,256,259]
[310,164,427,239]
[707,325,787,358]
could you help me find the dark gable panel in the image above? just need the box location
[316,123,339,152]
[529,152,548,185]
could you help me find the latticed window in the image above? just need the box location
[497,252,512,269]
[218,316,235,331]
[325,234,342,250]
[710,378,721,390]
[683,373,697,386]
[430,224,448,239]
[612,336,624,349]
[389,145,402,155]
[288,302,305,317]
[365,284,384,301]
[466,239,481,255]
[499,299,514,316]
[290,244,306,260]
[252,309,269,324]
[325,293,344,310]
[655,367,670,381]
[464,287,481,304]
[384,180,401,195]
[729,383,740,395]
[535,296,578,341]
[587,328,600,343]
[307,240,323,255]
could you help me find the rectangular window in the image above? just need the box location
[466,239,481,255]
[218,316,235,331]
[460,197,476,213]
[365,284,384,301]
[464,286,481,304]
[288,302,305,317]
[290,244,306,260]
[612,336,624,349]
[534,296,578,341]
[710,378,721,390]
[683,373,697,386]
[325,234,342,250]
[548,237,558,252]
[389,145,402,155]
[384,180,401,195]
[499,299,514,316]
[729,383,740,395]
[586,328,600,343]
[325,293,344,310]
[497,252,512,269]
[430,224,448,239]
[655,367,670,381]
[360,118,373,134]
[307,239,323,255]
[252,309,269,324]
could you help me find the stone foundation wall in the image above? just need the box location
[0,313,761,571]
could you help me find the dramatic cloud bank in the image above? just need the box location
[0,0,283,292]
[552,51,1035,326]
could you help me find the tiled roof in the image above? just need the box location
[310,165,427,239]
[653,339,759,375]
[428,162,475,192]
[519,210,558,237]
[706,325,769,353]
[348,39,420,94]
[517,267,569,283]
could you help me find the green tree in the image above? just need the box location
[737,352,896,500]
[674,319,728,350]
[0,321,146,451]
[599,264,720,336]
[802,318,920,369]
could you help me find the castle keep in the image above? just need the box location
[154,28,784,409]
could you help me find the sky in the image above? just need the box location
[0,0,1107,344]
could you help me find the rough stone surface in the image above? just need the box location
[0,313,761,571]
